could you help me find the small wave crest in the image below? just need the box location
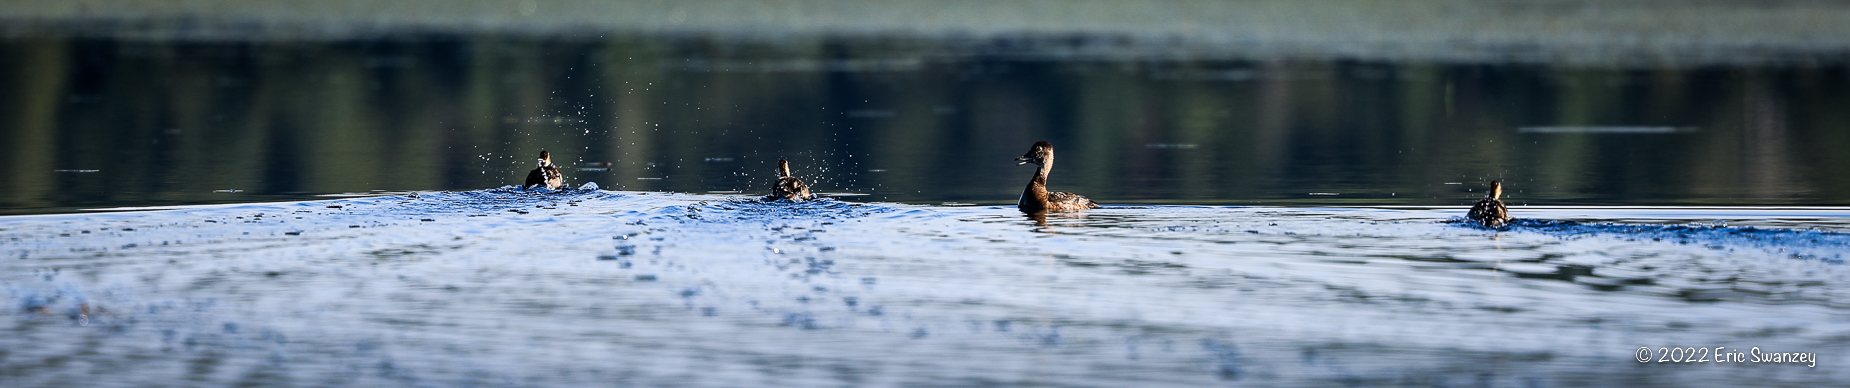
[1501,218,1849,264]
[343,186,907,225]
[671,197,899,223]
[350,186,621,216]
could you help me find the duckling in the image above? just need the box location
[1467,180,1513,227]
[768,159,815,201]
[1015,141,1100,213]
[522,150,564,190]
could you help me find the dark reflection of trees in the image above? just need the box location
[1741,74,1799,199]
[1,36,1847,212]
[0,39,66,209]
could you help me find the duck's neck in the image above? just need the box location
[1020,156,1054,207]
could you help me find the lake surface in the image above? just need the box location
[3,189,1845,386]
[3,36,1850,214]
[3,10,1850,386]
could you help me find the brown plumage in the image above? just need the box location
[1467,180,1513,227]
[768,159,815,201]
[523,150,564,190]
[1015,141,1100,213]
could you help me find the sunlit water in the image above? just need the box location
[6,4,1850,386]
[4,188,1844,386]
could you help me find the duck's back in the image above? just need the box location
[1045,191,1101,213]
[524,166,563,190]
[772,176,814,201]
[544,166,564,189]
[1467,198,1511,227]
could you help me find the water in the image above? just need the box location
[6,5,1850,386]
[4,36,1850,214]
[3,189,1845,386]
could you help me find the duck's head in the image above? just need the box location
[537,150,553,167]
[777,159,793,178]
[1015,141,1053,166]
[1488,180,1503,199]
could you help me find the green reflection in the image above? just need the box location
[1,36,1847,214]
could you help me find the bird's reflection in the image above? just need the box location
[1022,211,1092,232]
[1026,212,1049,228]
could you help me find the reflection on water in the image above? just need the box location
[2,190,1844,386]
[3,36,1850,214]
[3,11,1848,384]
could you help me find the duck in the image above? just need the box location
[1015,141,1100,213]
[768,159,815,201]
[1467,180,1513,227]
[522,150,564,190]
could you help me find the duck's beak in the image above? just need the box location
[1014,156,1030,165]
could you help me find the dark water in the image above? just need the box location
[4,31,1849,387]
[4,36,1850,214]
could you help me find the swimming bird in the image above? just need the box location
[768,159,815,201]
[523,150,564,190]
[1467,180,1513,227]
[1015,141,1100,213]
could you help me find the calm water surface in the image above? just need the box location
[3,36,1850,213]
[3,33,1849,387]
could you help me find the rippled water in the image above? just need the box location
[7,2,1850,386]
[4,189,1844,386]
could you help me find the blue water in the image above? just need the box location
[3,189,1844,386]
